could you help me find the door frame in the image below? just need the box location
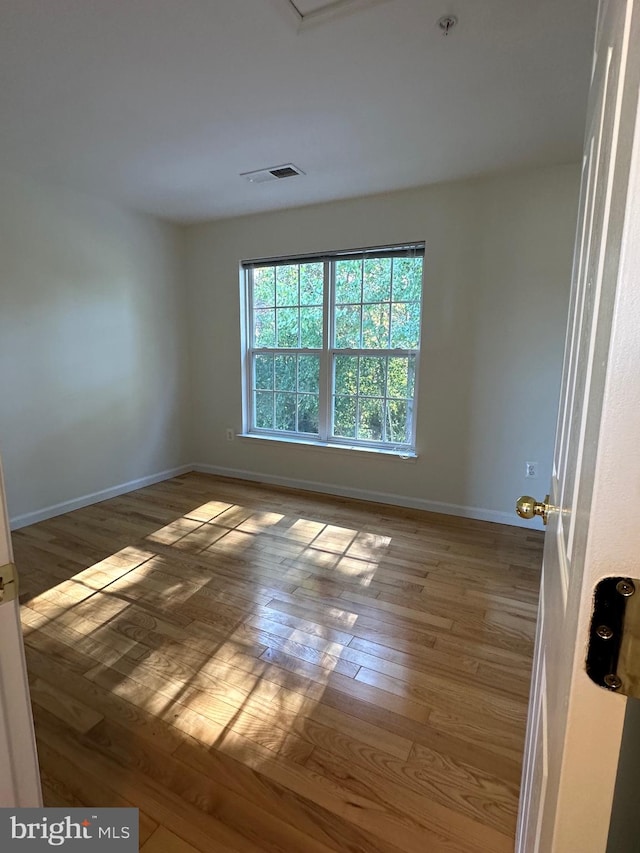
[0,456,42,807]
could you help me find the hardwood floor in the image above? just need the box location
[13,472,543,852]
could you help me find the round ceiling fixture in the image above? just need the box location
[438,15,458,36]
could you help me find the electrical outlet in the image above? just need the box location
[525,461,538,479]
[226,429,234,441]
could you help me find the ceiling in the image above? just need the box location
[0,0,598,223]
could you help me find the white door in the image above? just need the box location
[0,455,41,807]
[516,0,640,851]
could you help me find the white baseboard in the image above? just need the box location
[9,461,540,531]
[192,463,540,529]
[9,465,193,530]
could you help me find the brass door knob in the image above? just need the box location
[516,495,550,525]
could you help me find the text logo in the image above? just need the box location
[0,809,138,850]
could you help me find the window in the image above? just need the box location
[242,243,424,453]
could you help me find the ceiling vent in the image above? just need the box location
[240,163,305,184]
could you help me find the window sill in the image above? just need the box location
[236,433,418,460]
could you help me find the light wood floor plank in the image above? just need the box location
[141,827,203,853]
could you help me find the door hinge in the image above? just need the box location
[0,562,18,604]
[586,576,640,698]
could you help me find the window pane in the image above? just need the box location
[387,356,409,398]
[255,391,274,429]
[275,393,296,431]
[254,354,274,390]
[358,398,383,440]
[254,309,276,347]
[253,267,275,307]
[363,258,391,303]
[335,305,361,348]
[392,257,423,302]
[275,354,296,391]
[359,356,386,397]
[334,355,358,396]
[276,265,299,306]
[297,395,319,434]
[407,356,416,397]
[335,260,362,304]
[333,395,356,438]
[300,263,323,305]
[276,308,299,347]
[362,303,390,348]
[386,399,408,443]
[298,355,319,393]
[300,307,323,348]
[390,302,421,348]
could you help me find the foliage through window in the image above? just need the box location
[243,244,424,452]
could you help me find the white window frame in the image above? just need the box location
[241,243,424,455]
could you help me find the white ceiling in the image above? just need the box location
[0,0,598,223]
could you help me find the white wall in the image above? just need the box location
[0,172,190,524]
[185,164,580,524]
[0,164,579,528]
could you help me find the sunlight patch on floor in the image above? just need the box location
[145,518,204,545]
[234,511,286,533]
[182,500,234,523]
[16,500,400,768]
